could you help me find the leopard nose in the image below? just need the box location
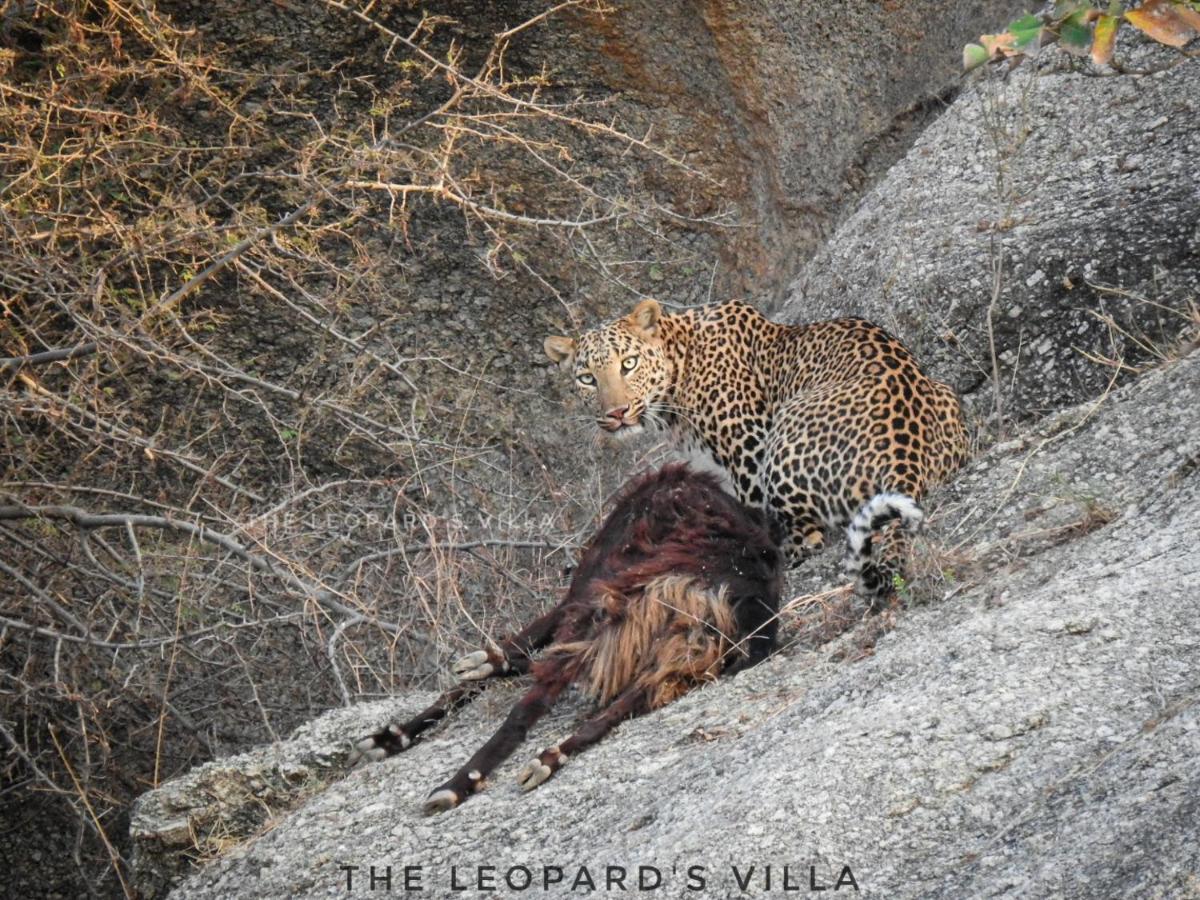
[605,405,629,422]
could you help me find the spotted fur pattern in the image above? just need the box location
[545,299,970,590]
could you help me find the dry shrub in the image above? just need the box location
[0,1,728,893]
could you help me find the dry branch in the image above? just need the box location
[0,503,409,635]
[0,0,717,890]
[0,342,99,372]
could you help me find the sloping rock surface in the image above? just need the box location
[585,0,1029,295]
[783,50,1200,419]
[134,349,1200,898]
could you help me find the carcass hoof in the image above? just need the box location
[453,650,496,681]
[516,746,565,792]
[516,759,552,791]
[346,739,386,768]
[347,723,411,766]
[423,788,460,814]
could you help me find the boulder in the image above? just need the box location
[133,349,1200,898]
[782,45,1200,421]
[575,0,1030,297]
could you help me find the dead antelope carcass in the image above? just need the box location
[348,464,783,813]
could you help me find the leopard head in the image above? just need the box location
[544,299,673,439]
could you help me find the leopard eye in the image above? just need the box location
[576,372,596,387]
[621,355,639,373]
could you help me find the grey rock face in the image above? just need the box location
[584,0,1030,299]
[2,3,1034,896]
[134,350,1200,898]
[782,54,1200,421]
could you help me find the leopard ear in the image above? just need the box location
[543,335,576,368]
[627,298,662,337]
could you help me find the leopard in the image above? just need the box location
[544,298,970,596]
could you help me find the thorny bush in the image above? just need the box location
[0,0,729,893]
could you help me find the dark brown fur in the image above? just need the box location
[348,464,783,812]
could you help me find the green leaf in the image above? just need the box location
[1009,13,1044,47]
[1053,1,1088,18]
[963,42,990,70]
[1061,10,1094,52]
[1009,13,1043,32]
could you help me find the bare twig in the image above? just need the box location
[0,503,415,634]
[1,342,99,372]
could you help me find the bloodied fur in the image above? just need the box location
[348,465,783,812]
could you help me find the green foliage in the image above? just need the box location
[1009,13,1045,47]
[963,0,1200,72]
[963,42,991,69]
[1060,9,1096,50]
